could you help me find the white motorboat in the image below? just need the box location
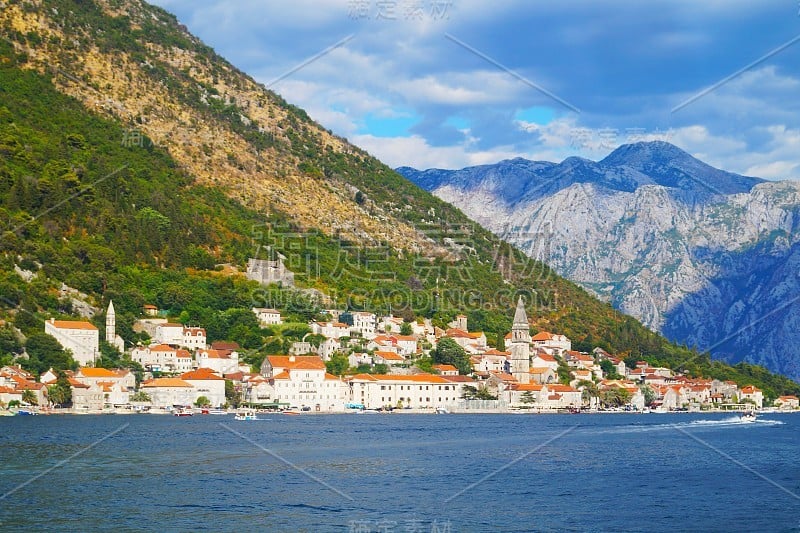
[740,410,757,423]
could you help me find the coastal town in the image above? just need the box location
[2,286,797,417]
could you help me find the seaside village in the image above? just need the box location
[2,285,796,415]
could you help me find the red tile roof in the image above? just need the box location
[267,355,326,370]
[181,368,224,381]
[48,319,97,331]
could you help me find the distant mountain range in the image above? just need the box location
[399,141,800,380]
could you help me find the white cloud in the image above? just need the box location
[352,133,518,170]
[150,1,800,180]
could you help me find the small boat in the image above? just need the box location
[208,408,227,415]
[435,407,449,414]
[16,409,37,416]
[234,410,258,421]
[740,410,757,423]
[173,407,193,417]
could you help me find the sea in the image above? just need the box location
[0,412,798,532]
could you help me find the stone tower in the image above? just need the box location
[106,300,125,354]
[509,296,531,384]
[106,300,116,344]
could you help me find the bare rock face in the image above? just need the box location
[400,142,800,380]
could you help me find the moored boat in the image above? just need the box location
[173,407,193,417]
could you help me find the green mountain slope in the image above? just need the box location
[0,0,797,398]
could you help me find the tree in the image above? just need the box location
[476,388,498,400]
[461,385,497,400]
[461,385,479,400]
[195,396,211,407]
[557,360,572,385]
[47,384,69,407]
[21,389,37,405]
[431,338,472,375]
[578,380,599,408]
[640,384,656,406]
[130,391,151,402]
[305,333,326,348]
[400,322,413,336]
[520,391,535,406]
[600,387,631,408]
[415,356,434,373]
[325,353,349,376]
[600,359,621,379]
[23,333,75,375]
[0,326,22,357]
[225,379,240,408]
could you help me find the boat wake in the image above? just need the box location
[578,417,784,436]
[688,416,784,427]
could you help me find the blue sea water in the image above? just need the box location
[0,412,798,532]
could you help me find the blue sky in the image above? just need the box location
[152,0,800,177]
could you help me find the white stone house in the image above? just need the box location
[261,355,346,411]
[44,319,99,366]
[181,369,226,407]
[73,367,136,390]
[140,377,197,407]
[347,373,468,410]
[70,381,104,411]
[348,352,372,368]
[154,323,184,346]
[131,344,193,373]
[196,348,239,375]
[508,383,545,406]
[531,331,571,355]
[775,395,799,409]
[541,384,582,409]
[252,308,283,326]
[310,321,351,340]
[531,353,560,372]
[182,327,207,350]
[373,351,406,367]
[739,385,763,408]
[317,338,341,361]
[351,312,377,338]
[445,328,487,353]
[471,350,510,374]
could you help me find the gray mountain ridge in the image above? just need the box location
[398,141,800,380]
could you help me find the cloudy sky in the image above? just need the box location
[152,1,800,178]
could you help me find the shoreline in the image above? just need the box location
[3,407,796,417]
